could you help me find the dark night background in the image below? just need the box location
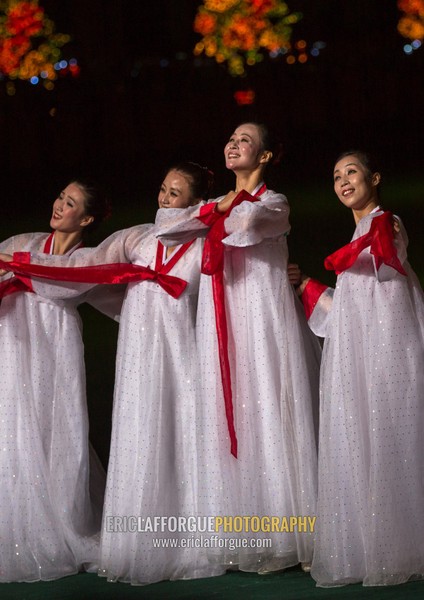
[1,1,423,215]
[1,1,423,465]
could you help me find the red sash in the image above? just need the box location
[0,233,193,301]
[324,211,406,276]
[0,258,189,300]
[198,185,266,458]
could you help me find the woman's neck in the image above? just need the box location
[234,169,264,194]
[352,200,380,225]
[51,230,83,255]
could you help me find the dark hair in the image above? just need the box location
[166,161,214,203]
[71,179,112,235]
[334,150,379,178]
[237,122,283,166]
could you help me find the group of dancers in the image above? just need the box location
[0,122,423,588]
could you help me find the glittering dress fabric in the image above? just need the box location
[157,191,321,573]
[20,224,221,584]
[305,211,424,587]
[0,233,105,582]
[98,234,220,584]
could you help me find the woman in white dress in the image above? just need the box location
[97,163,221,585]
[1,162,222,585]
[0,181,110,582]
[157,123,321,574]
[297,151,424,587]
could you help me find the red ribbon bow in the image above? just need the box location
[324,211,407,276]
[0,259,188,299]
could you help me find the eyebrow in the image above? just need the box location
[163,184,182,194]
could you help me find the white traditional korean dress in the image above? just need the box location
[8,222,222,585]
[301,208,424,587]
[0,232,104,583]
[157,186,321,573]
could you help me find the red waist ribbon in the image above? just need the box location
[198,186,266,458]
[324,211,407,276]
[0,256,188,299]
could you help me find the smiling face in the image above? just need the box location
[158,170,195,209]
[224,123,271,173]
[333,155,380,220]
[50,183,94,233]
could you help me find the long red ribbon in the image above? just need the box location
[324,211,407,276]
[198,185,266,458]
[0,257,188,299]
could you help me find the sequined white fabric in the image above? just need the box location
[0,232,104,583]
[25,224,222,584]
[307,211,424,587]
[157,190,321,573]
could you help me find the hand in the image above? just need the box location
[393,216,400,234]
[295,274,311,296]
[287,263,301,286]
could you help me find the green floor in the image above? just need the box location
[2,567,423,600]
